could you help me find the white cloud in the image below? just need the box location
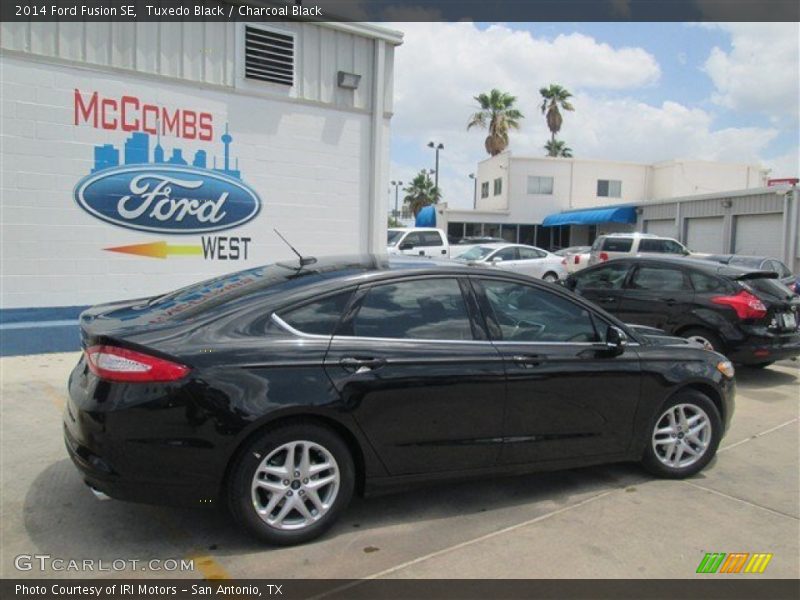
[703,23,800,119]
[389,22,794,211]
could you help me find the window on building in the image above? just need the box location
[527,176,554,195]
[519,225,536,246]
[493,178,503,196]
[448,222,465,240]
[597,179,622,198]
[501,225,518,243]
[350,279,473,340]
[464,223,480,237]
[481,182,490,198]
[244,26,295,86]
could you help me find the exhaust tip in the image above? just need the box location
[89,486,111,501]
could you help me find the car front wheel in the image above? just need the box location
[641,390,722,479]
[228,422,355,545]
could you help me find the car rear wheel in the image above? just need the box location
[680,328,724,354]
[543,272,559,282]
[642,390,722,478]
[228,422,355,545]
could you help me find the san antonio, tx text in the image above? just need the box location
[16,584,282,596]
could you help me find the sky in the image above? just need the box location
[387,22,800,211]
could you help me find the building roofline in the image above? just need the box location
[642,184,794,206]
[479,152,766,171]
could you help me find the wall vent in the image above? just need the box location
[244,26,294,86]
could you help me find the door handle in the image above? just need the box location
[664,298,677,306]
[512,354,545,368]
[340,357,386,373]
[598,296,616,303]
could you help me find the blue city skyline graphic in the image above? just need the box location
[91,124,241,179]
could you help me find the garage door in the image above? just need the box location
[644,219,677,238]
[685,217,724,254]
[734,213,783,256]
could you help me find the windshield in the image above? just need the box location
[456,246,495,261]
[387,230,404,246]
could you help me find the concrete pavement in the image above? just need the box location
[0,352,797,580]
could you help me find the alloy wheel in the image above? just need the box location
[251,440,340,531]
[651,403,712,469]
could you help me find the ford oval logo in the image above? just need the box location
[74,165,261,234]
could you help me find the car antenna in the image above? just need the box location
[274,229,317,266]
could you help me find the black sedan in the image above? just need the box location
[65,255,735,545]
[566,256,800,367]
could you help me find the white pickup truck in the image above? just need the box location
[387,227,450,258]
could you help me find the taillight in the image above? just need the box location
[599,252,609,262]
[711,290,767,320]
[574,255,581,264]
[85,345,190,382]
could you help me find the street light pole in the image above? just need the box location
[390,180,403,219]
[427,141,444,190]
[468,173,477,209]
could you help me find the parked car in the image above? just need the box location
[588,233,690,266]
[387,227,449,258]
[703,254,798,293]
[567,256,800,367]
[454,243,568,281]
[65,255,734,545]
[450,236,507,257]
[555,245,592,274]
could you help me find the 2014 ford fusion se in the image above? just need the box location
[64,255,735,545]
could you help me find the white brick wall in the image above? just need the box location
[1,55,384,309]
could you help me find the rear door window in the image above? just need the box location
[629,266,690,291]
[349,278,474,340]
[689,271,730,293]
[518,247,546,259]
[278,291,353,336]
[602,238,634,252]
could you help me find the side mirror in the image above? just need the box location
[564,276,577,291]
[605,325,628,356]
[491,257,503,264]
[398,241,413,251]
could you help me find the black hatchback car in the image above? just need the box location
[65,255,735,545]
[567,256,800,367]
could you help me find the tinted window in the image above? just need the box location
[575,263,630,291]
[519,247,546,259]
[689,271,729,293]
[387,230,403,246]
[493,247,519,261]
[630,266,689,291]
[351,279,473,340]
[601,238,634,252]
[279,291,352,335]
[403,232,422,247]
[639,239,685,254]
[421,231,444,246]
[480,280,598,342]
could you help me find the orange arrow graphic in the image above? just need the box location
[105,241,203,259]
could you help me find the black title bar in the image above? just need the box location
[1,0,799,23]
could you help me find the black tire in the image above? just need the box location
[227,422,355,545]
[680,327,725,354]
[641,389,722,479]
[748,361,775,369]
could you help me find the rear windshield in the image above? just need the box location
[728,257,763,269]
[601,238,634,252]
[742,277,796,299]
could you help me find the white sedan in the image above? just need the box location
[454,243,568,282]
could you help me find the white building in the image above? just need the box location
[0,18,402,354]
[442,153,770,249]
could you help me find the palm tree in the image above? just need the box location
[540,84,575,142]
[544,139,573,157]
[467,89,524,156]
[403,170,441,216]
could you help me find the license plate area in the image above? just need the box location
[780,312,797,330]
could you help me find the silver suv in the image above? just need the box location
[588,233,690,266]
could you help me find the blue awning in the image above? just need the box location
[415,205,437,227]
[541,206,637,227]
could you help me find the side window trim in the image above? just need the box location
[273,288,356,338]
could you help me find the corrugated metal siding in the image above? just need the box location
[641,203,676,220]
[1,21,381,112]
